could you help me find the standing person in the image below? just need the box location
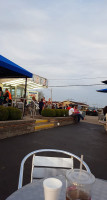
[67,104,71,110]
[43,97,46,108]
[0,87,3,105]
[30,96,38,118]
[47,98,52,109]
[4,88,12,106]
[103,106,107,121]
[58,103,62,109]
[39,98,44,115]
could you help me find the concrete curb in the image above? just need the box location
[0,116,76,139]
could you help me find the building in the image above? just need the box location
[61,100,89,110]
[0,55,48,102]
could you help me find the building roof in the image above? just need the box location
[62,100,89,107]
[0,55,32,78]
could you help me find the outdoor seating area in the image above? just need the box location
[6,149,107,200]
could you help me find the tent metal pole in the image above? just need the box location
[24,77,27,116]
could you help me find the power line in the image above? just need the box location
[48,83,104,87]
[49,76,107,81]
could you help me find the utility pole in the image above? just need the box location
[51,88,52,104]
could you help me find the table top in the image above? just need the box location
[6,176,107,200]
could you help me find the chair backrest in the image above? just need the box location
[32,156,73,181]
[18,149,90,189]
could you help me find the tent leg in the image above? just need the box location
[23,77,27,116]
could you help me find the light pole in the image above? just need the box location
[51,88,52,104]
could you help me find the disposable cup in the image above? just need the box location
[43,178,62,200]
[66,169,95,200]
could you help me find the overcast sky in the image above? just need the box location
[0,0,107,107]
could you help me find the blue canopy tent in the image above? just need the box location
[0,55,32,78]
[102,80,107,84]
[97,89,107,93]
[97,80,107,93]
[0,55,33,114]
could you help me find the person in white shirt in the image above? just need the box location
[69,105,84,122]
[69,106,74,116]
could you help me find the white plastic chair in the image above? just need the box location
[18,149,90,189]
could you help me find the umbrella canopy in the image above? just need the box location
[102,80,107,84]
[0,55,32,78]
[97,88,107,93]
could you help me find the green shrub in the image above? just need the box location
[58,109,69,117]
[41,109,56,117]
[41,109,69,117]
[64,109,69,116]
[60,109,65,117]
[55,109,61,117]
[0,106,9,121]
[7,107,22,120]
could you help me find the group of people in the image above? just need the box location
[38,98,84,122]
[67,104,84,122]
[29,96,84,122]
[38,98,63,114]
[0,87,12,106]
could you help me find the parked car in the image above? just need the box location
[86,108,98,116]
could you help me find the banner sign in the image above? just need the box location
[27,91,38,103]
[33,74,48,87]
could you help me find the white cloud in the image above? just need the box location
[0,0,107,106]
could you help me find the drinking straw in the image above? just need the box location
[80,155,83,173]
[77,155,84,198]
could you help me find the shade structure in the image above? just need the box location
[97,89,107,93]
[102,80,107,84]
[0,55,32,78]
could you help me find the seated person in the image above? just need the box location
[74,105,84,122]
[69,105,74,116]
[74,105,80,114]
[69,105,84,122]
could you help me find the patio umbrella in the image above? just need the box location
[102,80,107,84]
[97,88,107,93]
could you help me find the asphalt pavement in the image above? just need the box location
[0,117,107,200]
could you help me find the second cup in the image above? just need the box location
[43,177,62,200]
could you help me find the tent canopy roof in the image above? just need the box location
[97,88,107,93]
[0,55,32,78]
[102,80,107,84]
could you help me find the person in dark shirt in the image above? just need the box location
[103,106,107,121]
[0,87,3,105]
[3,89,9,104]
[39,98,44,115]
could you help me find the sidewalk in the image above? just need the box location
[82,115,100,125]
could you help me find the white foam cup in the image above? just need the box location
[43,178,62,200]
